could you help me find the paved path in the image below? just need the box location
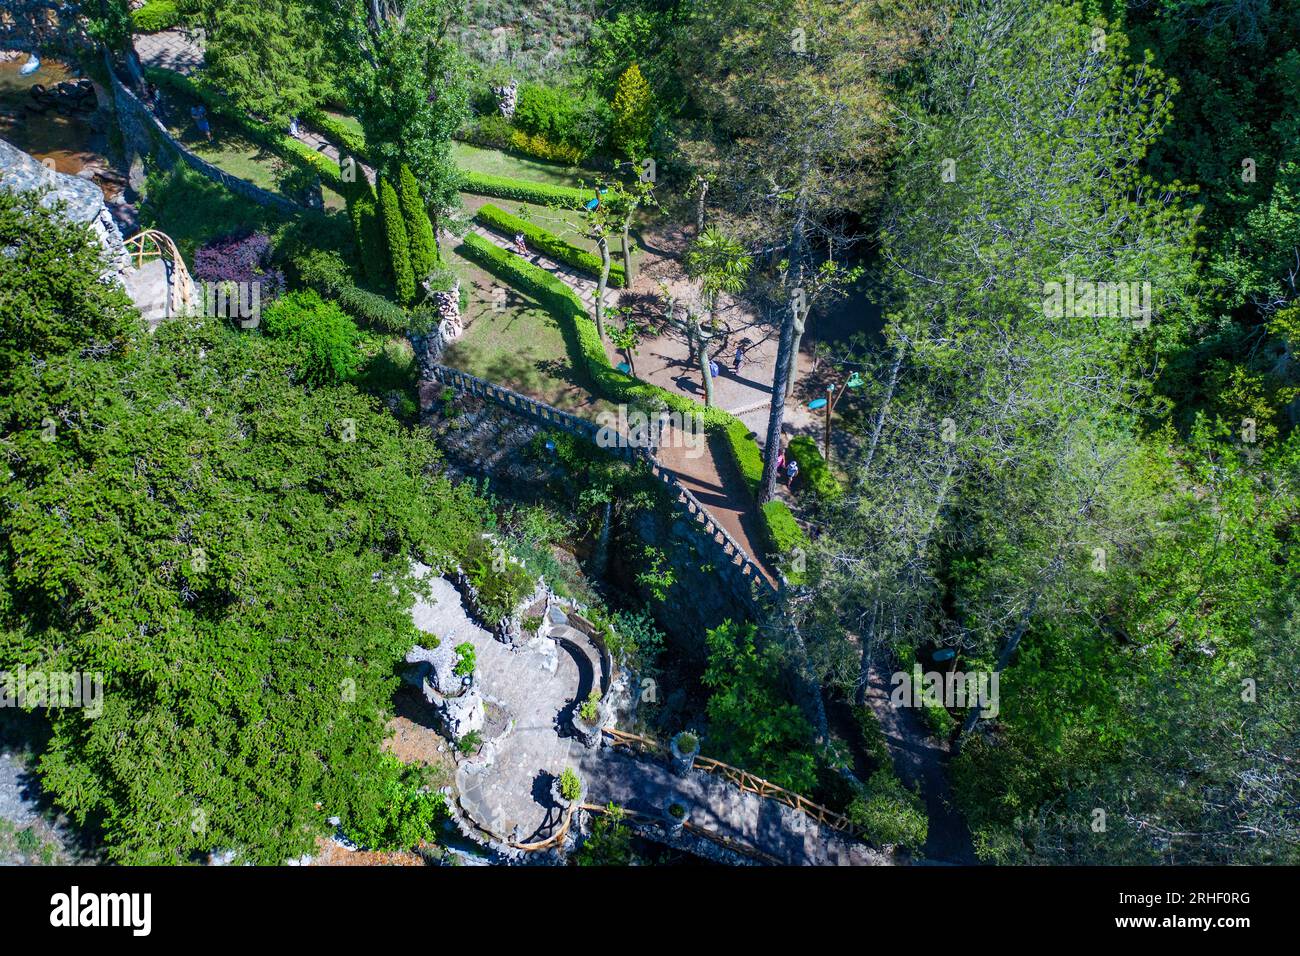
[465,220,617,315]
[410,575,877,864]
[134,29,205,74]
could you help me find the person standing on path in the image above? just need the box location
[733,344,745,375]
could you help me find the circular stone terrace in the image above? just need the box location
[410,574,604,846]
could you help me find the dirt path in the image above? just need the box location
[863,661,978,864]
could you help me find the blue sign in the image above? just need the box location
[808,398,828,410]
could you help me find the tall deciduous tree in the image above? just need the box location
[677,0,932,501]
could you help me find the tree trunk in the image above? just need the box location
[621,219,634,285]
[863,350,904,476]
[759,214,806,502]
[696,178,708,235]
[785,309,805,398]
[692,315,715,406]
[596,237,610,341]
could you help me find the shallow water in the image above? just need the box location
[0,58,121,201]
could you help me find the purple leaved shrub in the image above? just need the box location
[192,231,286,300]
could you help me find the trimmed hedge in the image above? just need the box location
[787,435,844,502]
[724,419,765,497]
[460,170,593,210]
[132,0,180,32]
[459,231,808,567]
[335,284,408,333]
[398,164,438,282]
[301,107,371,163]
[144,67,346,192]
[476,203,625,287]
[759,501,808,579]
[378,175,415,304]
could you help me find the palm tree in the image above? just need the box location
[684,227,751,406]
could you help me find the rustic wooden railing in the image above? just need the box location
[124,228,196,318]
[508,801,578,853]
[426,363,780,598]
[578,802,784,866]
[603,728,860,839]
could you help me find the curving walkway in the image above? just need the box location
[410,574,880,864]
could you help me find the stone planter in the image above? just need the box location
[670,731,700,776]
[550,772,585,810]
[663,797,689,834]
[570,705,604,750]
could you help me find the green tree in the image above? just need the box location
[398,163,439,284]
[0,191,491,863]
[378,175,416,304]
[683,227,751,405]
[701,621,818,793]
[610,63,655,160]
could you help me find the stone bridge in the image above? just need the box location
[408,573,885,866]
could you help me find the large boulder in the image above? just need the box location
[0,136,130,276]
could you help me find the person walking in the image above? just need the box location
[775,445,787,475]
[732,344,745,375]
[786,457,800,486]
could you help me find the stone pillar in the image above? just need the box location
[669,731,700,776]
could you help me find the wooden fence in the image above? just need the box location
[603,728,860,839]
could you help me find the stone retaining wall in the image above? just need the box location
[105,54,304,215]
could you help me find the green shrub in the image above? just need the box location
[759,500,809,569]
[459,171,593,210]
[336,285,407,333]
[512,83,608,158]
[345,756,447,852]
[378,176,415,304]
[457,730,483,755]
[261,289,361,386]
[453,642,476,678]
[558,767,582,802]
[461,535,534,622]
[398,164,438,284]
[787,435,843,502]
[458,114,515,152]
[675,731,698,753]
[847,769,929,851]
[579,689,601,723]
[346,184,389,287]
[131,0,180,33]
[522,614,543,633]
[476,203,626,287]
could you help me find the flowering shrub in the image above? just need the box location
[193,231,285,300]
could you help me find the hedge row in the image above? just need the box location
[476,203,625,287]
[132,0,180,32]
[458,231,808,567]
[301,107,370,163]
[787,435,844,502]
[460,170,593,210]
[145,67,346,193]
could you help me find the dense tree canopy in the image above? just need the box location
[0,191,489,863]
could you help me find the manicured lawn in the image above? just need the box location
[460,192,602,255]
[439,243,615,416]
[452,141,590,188]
